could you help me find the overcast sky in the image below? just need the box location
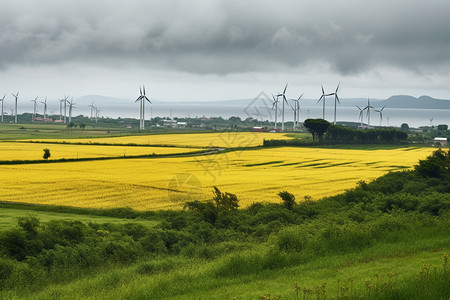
[1,0,450,103]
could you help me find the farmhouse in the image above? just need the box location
[434,137,448,146]
[252,126,265,132]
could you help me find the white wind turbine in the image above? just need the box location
[68,98,76,123]
[30,96,38,121]
[59,96,69,122]
[89,101,95,121]
[95,107,100,124]
[290,93,303,130]
[362,97,374,127]
[0,94,5,122]
[40,97,48,119]
[374,106,385,127]
[271,94,279,129]
[317,85,334,120]
[135,85,151,130]
[11,92,19,123]
[277,83,289,131]
[329,83,341,125]
[59,99,64,121]
[356,105,364,127]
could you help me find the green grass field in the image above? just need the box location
[0,207,159,230]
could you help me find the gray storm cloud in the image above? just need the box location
[1,0,449,75]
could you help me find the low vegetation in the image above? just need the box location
[0,149,448,299]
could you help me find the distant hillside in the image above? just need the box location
[73,94,450,111]
[383,95,450,109]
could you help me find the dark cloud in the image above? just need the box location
[1,0,449,76]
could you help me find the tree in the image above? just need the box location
[212,186,239,211]
[79,123,86,130]
[415,148,450,178]
[401,123,409,131]
[43,148,51,160]
[303,119,331,143]
[437,124,448,131]
[278,191,296,210]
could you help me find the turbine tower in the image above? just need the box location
[271,94,279,129]
[40,97,48,119]
[290,93,303,130]
[374,106,385,127]
[59,96,69,122]
[329,83,341,125]
[317,85,334,120]
[362,98,374,127]
[59,99,64,121]
[356,105,364,127]
[277,83,288,131]
[89,101,95,121]
[11,92,19,123]
[31,96,38,121]
[0,94,5,122]
[68,98,76,123]
[135,85,151,130]
[95,107,100,124]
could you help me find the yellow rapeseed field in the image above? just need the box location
[0,146,435,210]
[24,132,297,148]
[0,142,203,160]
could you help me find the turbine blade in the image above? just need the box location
[321,85,324,95]
[336,94,340,104]
[335,82,340,93]
[283,83,288,94]
[298,93,303,100]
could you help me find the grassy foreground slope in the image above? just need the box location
[0,149,449,299]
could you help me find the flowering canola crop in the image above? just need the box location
[24,132,297,148]
[0,146,435,210]
[0,142,202,160]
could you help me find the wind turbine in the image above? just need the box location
[329,83,341,125]
[374,106,385,127]
[317,85,334,120]
[290,93,303,130]
[30,96,38,121]
[271,94,279,129]
[135,85,151,130]
[89,101,95,120]
[356,105,364,127]
[59,96,69,122]
[40,97,48,119]
[362,97,374,127]
[1,94,6,122]
[277,83,288,131]
[95,107,100,124]
[11,92,19,123]
[68,98,76,123]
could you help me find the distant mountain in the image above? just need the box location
[74,94,450,111]
[382,95,450,109]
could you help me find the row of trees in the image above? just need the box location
[302,119,408,144]
[324,124,408,144]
